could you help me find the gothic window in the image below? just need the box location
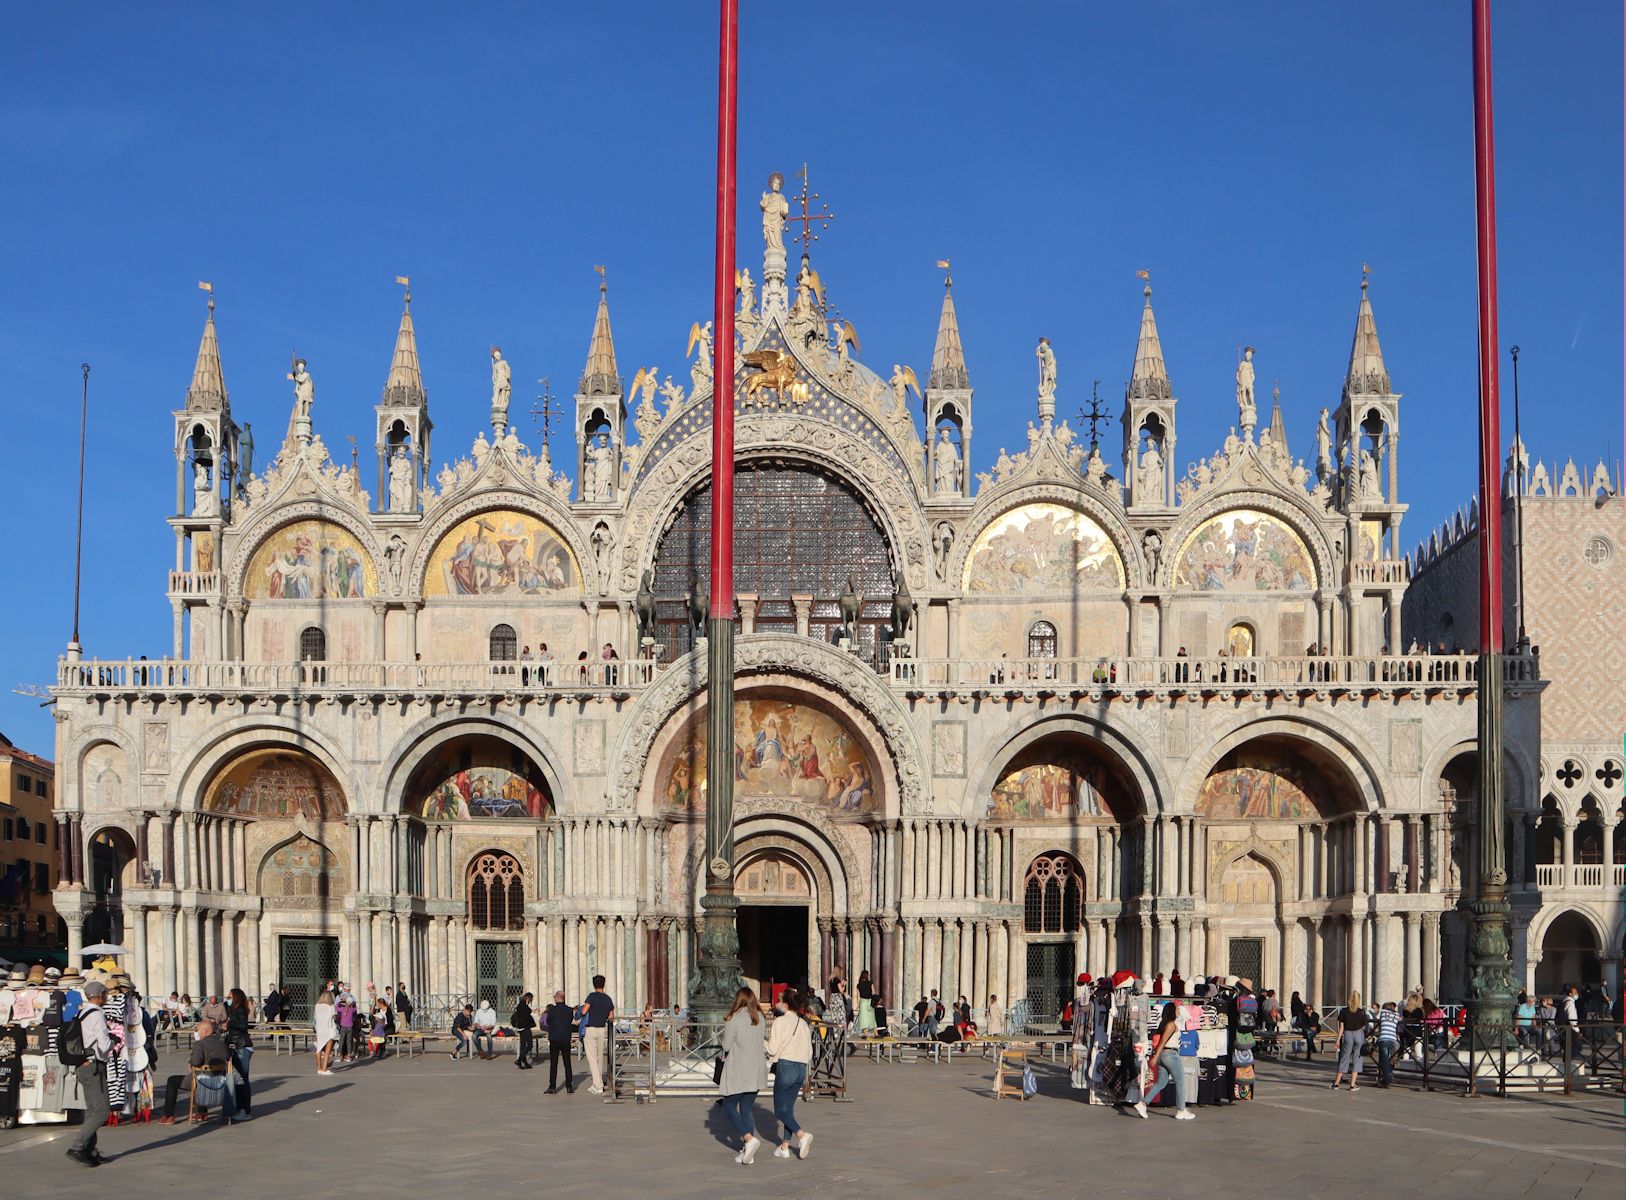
[298,626,327,662]
[469,851,523,932]
[650,462,896,666]
[1027,621,1058,660]
[1023,852,1082,935]
[489,623,517,662]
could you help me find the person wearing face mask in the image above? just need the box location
[764,989,814,1160]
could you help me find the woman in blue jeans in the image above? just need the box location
[719,987,768,1165]
[1135,1004,1194,1119]
[225,988,255,1116]
[765,989,814,1159]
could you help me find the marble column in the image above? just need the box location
[1307,917,1323,1005]
[162,908,178,997]
[1421,913,1440,1000]
[1403,912,1422,994]
[1372,912,1391,1003]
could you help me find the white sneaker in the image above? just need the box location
[1134,1101,1148,1119]
[1174,1110,1196,1120]
[773,1145,792,1159]
[588,1085,604,1095]
[797,1132,813,1159]
[740,1137,760,1165]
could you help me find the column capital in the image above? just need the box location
[1403,910,1423,927]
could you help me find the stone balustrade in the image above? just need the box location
[1533,863,1622,890]
[889,651,1539,696]
[1347,559,1410,584]
[167,569,220,596]
[56,657,658,696]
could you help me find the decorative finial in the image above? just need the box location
[396,274,411,307]
[594,264,607,294]
[198,280,214,313]
[1273,379,1280,402]
[936,258,952,289]
[787,163,834,251]
[1136,268,1151,297]
[1361,262,1370,291]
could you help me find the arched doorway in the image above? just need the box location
[1023,851,1084,1022]
[734,849,818,1001]
[1536,911,1601,993]
[84,827,136,945]
[1194,733,1366,1002]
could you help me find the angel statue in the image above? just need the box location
[687,320,714,391]
[794,254,824,317]
[1315,406,1334,481]
[831,320,859,379]
[490,347,512,432]
[629,366,661,439]
[889,364,921,413]
[659,376,686,412]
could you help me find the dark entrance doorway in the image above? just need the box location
[1227,937,1265,988]
[738,905,808,1001]
[278,935,339,1023]
[475,940,526,1012]
[1025,941,1076,1026]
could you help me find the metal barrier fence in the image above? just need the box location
[609,1016,849,1103]
[1363,1017,1623,1096]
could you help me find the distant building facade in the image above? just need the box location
[1,733,63,961]
[47,191,1573,1022]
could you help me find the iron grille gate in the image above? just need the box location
[1025,941,1076,1026]
[475,940,525,1013]
[278,935,339,1023]
[1227,937,1265,987]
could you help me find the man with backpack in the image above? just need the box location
[63,979,112,1167]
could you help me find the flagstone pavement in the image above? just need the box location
[3,1046,1621,1199]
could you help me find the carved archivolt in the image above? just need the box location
[226,500,386,600]
[951,482,1144,591]
[617,423,931,594]
[611,635,924,814]
[407,486,596,600]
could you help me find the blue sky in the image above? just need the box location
[0,2,1620,751]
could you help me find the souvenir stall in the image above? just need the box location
[1091,971,1150,1105]
[82,956,155,1124]
[0,964,84,1128]
[1139,985,1237,1108]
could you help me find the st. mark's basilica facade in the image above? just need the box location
[48,176,1621,1022]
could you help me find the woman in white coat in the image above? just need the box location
[313,990,337,1075]
[765,989,814,1159]
[719,987,769,1164]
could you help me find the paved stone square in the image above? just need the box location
[3,1048,1621,1198]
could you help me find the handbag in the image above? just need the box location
[713,1055,726,1085]
[1021,1065,1039,1097]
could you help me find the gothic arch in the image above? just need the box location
[613,634,924,814]
[256,830,346,899]
[1160,488,1335,592]
[618,424,931,593]
[379,714,569,817]
[1213,838,1291,899]
[1182,714,1386,814]
[227,501,385,600]
[407,487,593,600]
[1420,737,1537,816]
[1526,903,1611,954]
[169,720,358,817]
[679,809,860,917]
[969,711,1170,820]
[952,483,1143,590]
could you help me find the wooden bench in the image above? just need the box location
[262,1026,316,1056]
[385,1031,430,1058]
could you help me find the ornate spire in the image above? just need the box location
[1345,268,1391,395]
[579,269,621,397]
[185,285,229,412]
[927,264,970,391]
[1126,279,1170,402]
[380,280,426,407]
[1268,383,1288,455]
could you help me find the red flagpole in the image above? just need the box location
[709,0,738,613]
[694,0,742,1019]
[1468,0,1514,1014]
[1472,0,1503,652]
